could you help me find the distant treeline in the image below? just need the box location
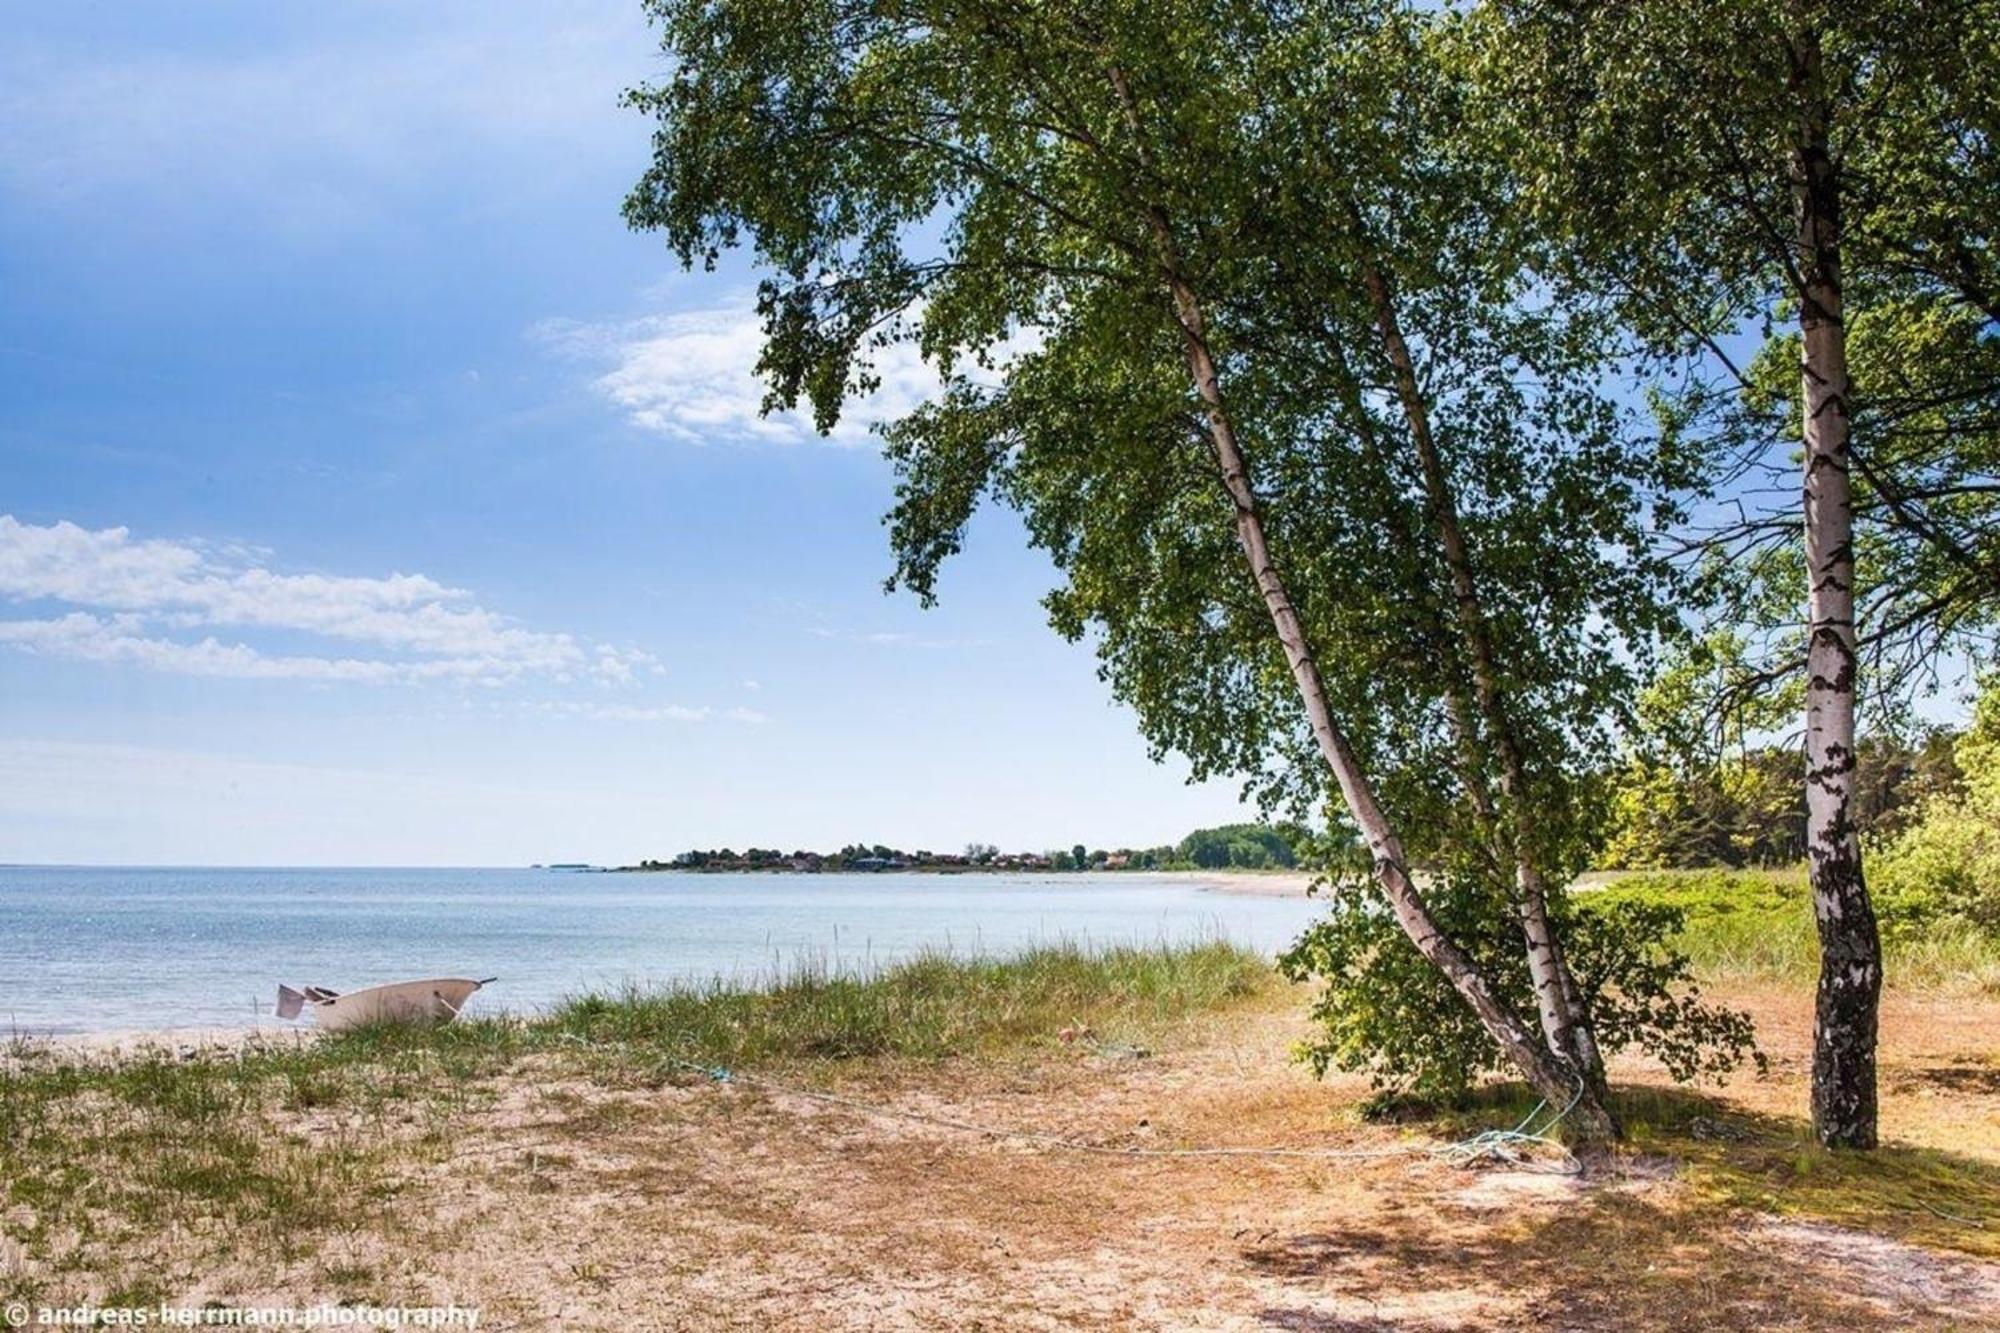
[618,726,1975,878]
[1606,680,2000,947]
[619,822,1309,874]
[1602,731,1962,870]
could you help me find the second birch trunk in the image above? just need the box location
[1792,28,1882,1150]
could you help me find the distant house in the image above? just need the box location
[1103,853,1129,870]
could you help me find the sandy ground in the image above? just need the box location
[47,983,1987,1332]
[15,1023,309,1058]
[1185,870,1319,898]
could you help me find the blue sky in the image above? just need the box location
[0,1,1251,865]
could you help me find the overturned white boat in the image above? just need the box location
[276,977,494,1032]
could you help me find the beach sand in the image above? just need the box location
[1184,868,1319,897]
[12,980,1998,1329]
[10,1023,312,1064]
[354,984,2000,1330]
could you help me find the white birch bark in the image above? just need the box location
[1792,28,1882,1150]
[1356,257,1605,1093]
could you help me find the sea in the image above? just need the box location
[0,866,1324,1035]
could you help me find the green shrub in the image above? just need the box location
[1279,872,1760,1102]
[1600,755,1805,869]
[1869,678,2000,940]
[1592,868,1818,979]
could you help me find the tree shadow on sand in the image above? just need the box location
[1245,1083,2000,1333]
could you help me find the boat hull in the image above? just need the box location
[309,977,486,1032]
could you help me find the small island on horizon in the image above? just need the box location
[605,822,1308,875]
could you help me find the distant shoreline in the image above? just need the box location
[1184,869,1318,898]
[602,862,1321,897]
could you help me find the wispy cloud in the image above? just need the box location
[536,294,1045,447]
[0,613,506,683]
[534,302,950,446]
[0,7,648,236]
[0,515,657,687]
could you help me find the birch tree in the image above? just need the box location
[622,0,1749,1140]
[1483,0,1998,1147]
[1246,4,1641,1100]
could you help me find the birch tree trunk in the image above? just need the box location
[1792,27,1882,1150]
[1324,343,1535,901]
[1104,66,1614,1144]
[1356,254,1607,1097]
[1171,275,1607,1133]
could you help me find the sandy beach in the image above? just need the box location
[10,971,1996,1329]
[10,1024,312,1063]
[1185,869,1319,898]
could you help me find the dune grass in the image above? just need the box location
[0,941,1270,1301]
[542,938,1267,1065]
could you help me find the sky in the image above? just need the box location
[0,1,1254,866]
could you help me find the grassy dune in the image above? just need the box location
[0,941,1269,1304]
[6,927,1999,1324]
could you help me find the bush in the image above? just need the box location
[1590,867,1818,979]
[1600,754,1804,869]
[1870,682,2000,939]
[1598,736,1958,872]
[1279,872,1761,1102]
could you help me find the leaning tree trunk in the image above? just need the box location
[1166,276,1606,1135]
[1356,252,1607,1100]
[1104,64,1613,1146]
[1792,28,1882,1150]
[1324,349,1553,978]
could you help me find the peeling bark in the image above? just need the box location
[1792,28,1882,1150]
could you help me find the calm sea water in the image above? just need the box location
[0,867,1323,1035]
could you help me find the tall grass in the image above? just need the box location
[543,939,1266,1066]
[1590,867,2000,990]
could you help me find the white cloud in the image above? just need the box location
[535,295,1048,447]
[0,613,412,682]
[0,515,657,687]
[536,303,947,445]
